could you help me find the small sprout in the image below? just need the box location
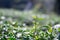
[47,31,51,34]
[48,27,52,33]
[32,15,37,19]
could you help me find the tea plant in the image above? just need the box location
[0,15,59,40]
[0,9,60,40]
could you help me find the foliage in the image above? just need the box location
[0,9,60,40]
[0,15,59,40]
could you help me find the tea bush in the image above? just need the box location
[0,15,60,40]
[0,9,60,40]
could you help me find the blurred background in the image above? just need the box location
[0,0,60,26]
[0,0,59,24]
[0,0,59,13]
